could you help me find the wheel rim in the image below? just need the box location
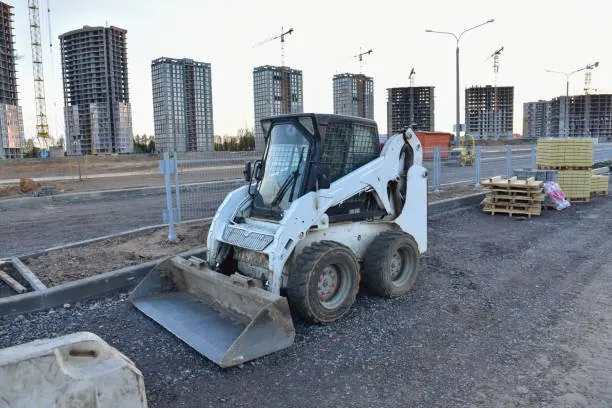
[390,247,416,287]
[317,264,349,309]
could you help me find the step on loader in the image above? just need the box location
[130,113,427,367]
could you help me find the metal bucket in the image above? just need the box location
[129,256,295,368]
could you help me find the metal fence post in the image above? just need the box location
[172,151,182,223]
[505,145,512,179]
[474,146,481,187]
[433,147,440,193]
[161,152,177,242]
[531,145,537,169]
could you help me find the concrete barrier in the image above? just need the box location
[0,332,148,408]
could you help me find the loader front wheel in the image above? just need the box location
[364,230,420,298]
[288,241,360,324]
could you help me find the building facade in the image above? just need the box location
[60,25,133,155]
[253,65,303,151]
[333,73,374,120]
[0,2,24,159]
[523,100,549,139]
[465,85,514,139]
[152,58,214,152]
[387,86,434,136]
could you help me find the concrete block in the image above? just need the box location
[0,332,147,408]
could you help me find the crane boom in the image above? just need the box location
[409,67,415,87]
[253,27,294,66]
[354,48,372,73]
[28,0,50,150]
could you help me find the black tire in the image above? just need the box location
[287,241,360,324]
[363,230,420,298]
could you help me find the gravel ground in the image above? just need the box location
[1,196,611,407]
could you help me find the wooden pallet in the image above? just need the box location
[480,176,544,218]
[482,206,541,218]
[590,191,609,197]
[537,165,591,171]
[569,196,590,203]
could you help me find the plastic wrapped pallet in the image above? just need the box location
[536,138,594,168]
[557,170,592,201]
[590,175,609,195]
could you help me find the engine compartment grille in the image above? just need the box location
[222,225,275,251]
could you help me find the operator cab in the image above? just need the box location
[244,113,383,222]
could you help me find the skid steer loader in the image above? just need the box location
[130,114,427,367]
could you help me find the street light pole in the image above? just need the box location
[546,61,599,137]
[426,19,494,145]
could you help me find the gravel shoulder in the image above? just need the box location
[1,196,610,407]
[24,222,209,286]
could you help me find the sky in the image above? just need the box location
[10,0,612,141]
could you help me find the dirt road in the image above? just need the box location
[1,197,610,407]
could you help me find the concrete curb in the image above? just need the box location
[0,193,483,316]
[428,192,486,215]
[0,247,206,316]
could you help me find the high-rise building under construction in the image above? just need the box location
[0,2,24,159]
[465,85,514,139]
[253,65,303,151]
[333,73,374,119]
[151,57,214,152]
[386,86,434,136]
[60,25,133,155]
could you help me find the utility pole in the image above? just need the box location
[426,19,494,145]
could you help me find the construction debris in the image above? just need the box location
[480,176,544,218]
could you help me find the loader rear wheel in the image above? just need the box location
[288,241,360,324]
[363,230,420,298]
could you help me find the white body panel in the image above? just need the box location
[207,130,427,295]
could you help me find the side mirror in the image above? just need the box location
[243,162,252,182]
[316,164,331,190]
[253,160,264,181]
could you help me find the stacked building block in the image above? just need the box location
[590,174,609,196]
[480,176,544,218]
[536,138,594,202]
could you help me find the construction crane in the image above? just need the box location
[486,46,504,87]
[253,27,294,67]
[409,68,416,87]
[486,46,503,139]
[28,0,51,151]
[354,48,373,73]
[584,61,599,95]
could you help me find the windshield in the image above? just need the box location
[254,123,310,211]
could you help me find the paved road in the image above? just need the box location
[2,196,611,407]
[1,146,610,257]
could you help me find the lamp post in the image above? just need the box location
[546,61,599,137]
[426,19,495,145]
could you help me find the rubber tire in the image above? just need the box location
[363,230,420,298]
[288,241,360,324]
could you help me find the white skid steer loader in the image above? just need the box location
[130,114,427,367]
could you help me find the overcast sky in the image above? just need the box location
[11,0,612,140]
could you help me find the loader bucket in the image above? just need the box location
[129,256,295,368]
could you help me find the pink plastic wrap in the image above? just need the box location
[543,181,571,210]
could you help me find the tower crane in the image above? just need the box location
[584,61,599,95]
[409,68,415,87]
[27,0,51,151]
[354,48,373,73]
[253,27,294,67]
[486,46,504,87]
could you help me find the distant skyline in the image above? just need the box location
[10,0,612,141]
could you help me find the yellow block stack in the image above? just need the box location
[590,174,609,195]
[536,138,594,201]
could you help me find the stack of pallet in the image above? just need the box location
[590,174,609,196]
[480,176,544,218]
[536,138,594,202]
